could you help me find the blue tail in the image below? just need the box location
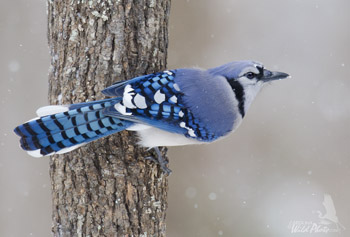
[14,98,133,157]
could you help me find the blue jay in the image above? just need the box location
[14,61,289,173]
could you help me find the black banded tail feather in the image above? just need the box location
[14,99,133,157]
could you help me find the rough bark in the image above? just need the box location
[47,1,171,236]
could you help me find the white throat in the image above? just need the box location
[243,83,264,113]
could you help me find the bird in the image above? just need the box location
[14,60,289,174]
[315,194,345,231]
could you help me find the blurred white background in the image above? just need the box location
[1,0,349,236]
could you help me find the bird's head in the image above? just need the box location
[208,60,290,116]
[209,60,289,87]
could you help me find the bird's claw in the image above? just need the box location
[145,147,172,175]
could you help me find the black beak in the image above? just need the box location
[261,69,290,82]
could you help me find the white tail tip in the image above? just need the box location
[36,105,69,117]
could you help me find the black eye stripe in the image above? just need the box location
[242,66,264,79]
[256,66,264,79]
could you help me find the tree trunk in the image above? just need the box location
[47,1,171,236]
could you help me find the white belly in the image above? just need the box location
[127,124,204,147]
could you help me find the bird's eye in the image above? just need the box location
[246,72,255,79]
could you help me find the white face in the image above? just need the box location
[236,65,266,112]
[237,63,263,83]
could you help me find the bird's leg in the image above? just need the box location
[145,147,172,175]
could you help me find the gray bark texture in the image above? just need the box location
[47,1,171,236]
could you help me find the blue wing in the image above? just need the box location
[102,71,218,142]
[101,74,152,97]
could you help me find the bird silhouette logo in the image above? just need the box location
[314,193,345,232]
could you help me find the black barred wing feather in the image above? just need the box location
[103,71,218,142]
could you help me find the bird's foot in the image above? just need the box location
[145,147,172,175]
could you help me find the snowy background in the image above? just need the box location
[1,0,349,236]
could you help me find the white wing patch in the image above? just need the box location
[173,83,180,91]
[134,93,147,109]
[154,90,165,104]
[115,103,132,115]
[123,85,137,109]
[179,122,197,138]
[121,84,150,110]
[179,110,184,118]
[169,95,177,103]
